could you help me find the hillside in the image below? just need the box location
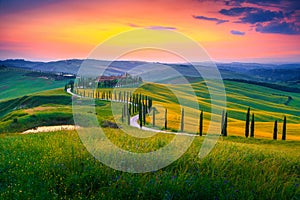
[1,59,299,86]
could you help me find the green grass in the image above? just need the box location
[0,130,299,199]
[0,78,300,199]
[0,69,68,101]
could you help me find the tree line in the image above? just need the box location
[69,85,289,140]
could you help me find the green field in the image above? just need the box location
[77,79,300,140]
[0,73,299,199]
[0,130,299,199]
[0,69,68,101]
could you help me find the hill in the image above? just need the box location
[1,59,299,86]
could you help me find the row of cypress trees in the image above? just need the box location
[75,88,289,140]
[243,107,287,140]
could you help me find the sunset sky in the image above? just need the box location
[0,0,299,63]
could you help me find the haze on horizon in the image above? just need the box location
[0,0,299,63]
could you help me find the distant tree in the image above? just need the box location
[121,106,124,123]
[64,84,68,91]
[282,116,286,140]
[129,96,132,115]
[143,102,146,126]
[221,110,225,135]
[273,120,278,140]
[127,107,130,125]
[148,97,153,110]
[245,107,250,138]
[152,107,156,127]
[145,96,148,113]
[139,101,142,128]
[223,112,228,136]
[199,110,203,136]
[181,108,184,132]
[250,113,255,137]
[165,108,168,130]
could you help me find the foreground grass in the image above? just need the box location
[0,130,299,199]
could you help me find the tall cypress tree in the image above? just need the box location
[143,103,146,126]
[181,108,184,132]
[199,110,203,136]
[273,120,278,140]
[121,106,124,123]
[223,112,228,136]
[152,107,156,127]
[139,101,142,128]
[221,110,225,135]
[127,107,130,125]
[165,108,168,130]
[282,116,286,140]
[250,113,255,137]
[245,107,250,138]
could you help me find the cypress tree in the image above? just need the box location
[165,108,168,130]
[282,116,286,140]
[250,113,255,137]
[223,112,228,136]
[139,101,142,128]
[145,96,148,114]
[245,107,250,138]
[152,108,156,127]
[127,107,130,125]
[148,97,152,110]
[143,103,146,126]
[273,120,278,140]
[199,110,203,136]
[221,110,225,135]
[121,106,124,123]
[180,108,184,132]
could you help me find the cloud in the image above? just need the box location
[192,15,229,24]
[128,23,140,28]
[256,22,300,35]
[224,0,282,7]
[220,7,256,16]
[127,24,176,30]
[218,0,300,35]
[145,26,177,30]
[220,7,284,24]
[230,30,245,35]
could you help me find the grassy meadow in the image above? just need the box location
[0,130,299,199]
[0,73,299,199]
[77,79,300,140]
[0,69,67,101]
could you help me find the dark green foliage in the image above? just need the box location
[222,112,228,136]
[245,107,250,138]
[199,110,203,136]
[127,107,130,125]
[273,120,278,140]
[139,101,142,128]
[282,116,286,140]
[121,106,124,123]
[221,110,225,135]
[250,113,255,138]
[164,108,168,130]
[148,97,153,110]
[152,108,156,127]
[143,103,146,126]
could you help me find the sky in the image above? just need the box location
[0,0,299,63]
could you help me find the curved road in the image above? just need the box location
[67,88,198,137]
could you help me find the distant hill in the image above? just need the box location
[1,59,299,85]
